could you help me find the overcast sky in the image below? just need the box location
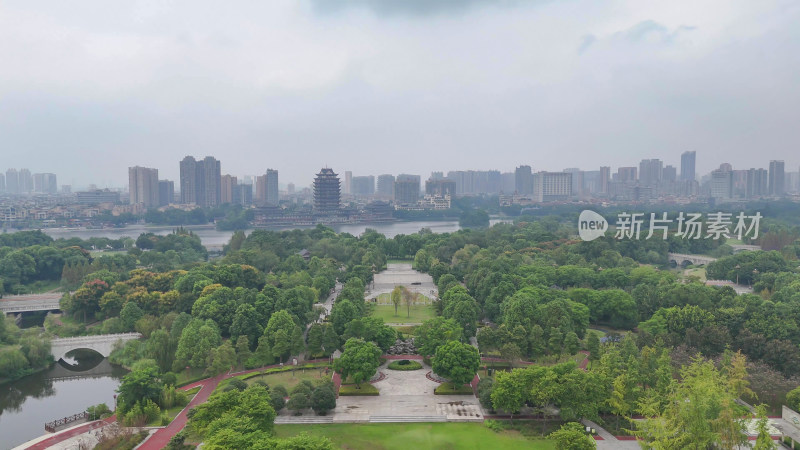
[1,0,798,189]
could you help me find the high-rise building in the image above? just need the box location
[159,180,174,206]
[616,167,637,182]
[501,172,515,193]
[236,184,253,206]
[639,159,663,186]
[515,165,533,195]
[425,178,456,196]
[255,174,267,205]
[5,169,18,194]
[221,175,238,204]
[681,151,696,182]
[128,166,159,207]
[662,165,677,183]
[313,168,341,212]
[533,172,572,202]
[266,169,279,205]
[599,166,610,194]
[33,173,57,194]
[18,169,33,194]
[710,168,733,201]
[0,173,4,193]
[352,176,375,196]
[179,156,198,204]
[394,174,421,205]
[769,160,785,196]
[746,168,769,198]
[377,174,395,198]
[344,171,352,195]
[563,168,583,197]
[179,156,222,207]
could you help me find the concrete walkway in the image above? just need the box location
[580,419,640,450]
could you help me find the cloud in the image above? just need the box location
[309,0,527,17]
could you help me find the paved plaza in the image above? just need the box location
[368,262,438,300]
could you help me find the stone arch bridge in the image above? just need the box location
[667,253,717,267]
[50,333,141,361]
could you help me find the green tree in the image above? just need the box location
[272,329,290,364]
[586,331,600,361]
[287,392,309,414]
[416,317,463,356]
[548,327,563,355]
[307,323,325,357]
[564,331,580,355]
[116,364,163,414]
[321,323,340,356]
[172,319,222,372]
[391,286,402,317]
[550,422,596,450]
[235,336,252,368]
[146,329,173,373]
[230,304,262,349]
[206,340,236,376]
[753,404,777,450]
[311,386,337,416]
[491,369,527,421]
[432,340,480,390]
[333,338,381,388]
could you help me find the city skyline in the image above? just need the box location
[1,2,799,187]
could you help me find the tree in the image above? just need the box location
[786,386,800,412]
[116,364,163,414]
[391,286,402,317]
[287,392,309,415]
[432,340,480,390]
[333,338,381,388]
[548,327,563,355]
[550,422,596,450]
[753,404,777,450]
[235,336,252,368]
[229,304,262,349]
[307,323,325,357]
[146,329,174,373]
[491,369,527,421]
[272,329,290,364]
[311,386,336,415]
[564,331,580,355]
[321,323,340,356]
[586,332,600,361]
[206,341,236,376]
[173,319,222,372]
[120,302,144,331]
[416,317,463,356]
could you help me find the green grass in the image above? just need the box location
[339,383,379,396]
[684,267,707,281]
[243,366,331,391]
[274,423,556,450]
[371,304,436,323]
[434,382,474,395]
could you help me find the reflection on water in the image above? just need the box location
[0,350,127,450]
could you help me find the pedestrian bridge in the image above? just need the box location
[667,253,717,267]
[0,292,63,313]
[50,333,142,361]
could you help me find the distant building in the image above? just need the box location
[501,172,515,193]
[662,165,677,183]
[533,172,572,202]
[352,175,375,196]
[76,189,120,205]
[681,151,696,182]
[769,160,785,196]
[515,165,533,195]
[33,173,58,194]
[425,178,456,196]
[599,166,610,194]
[235,183,252,206]
[158,180,174,206]
[394,174,421,205]
[180,156,222,207]
[128,166,159,207]
[710,168,733,201]
[639,159,663,186]
[563,168,584,197]
[344,171,352,195]
[221,175,238,204]
[616,167,637,183]
[5,169,18,194]
[313,168,341,212]
[18,169,33,194]
[376,174,395,198]
[0,173,4,192]
[746,168,769,198]
[266,169,279,205]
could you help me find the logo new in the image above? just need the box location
[578,210,608,241]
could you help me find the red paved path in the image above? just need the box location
[26,416,116,450]
[137,374,224,450]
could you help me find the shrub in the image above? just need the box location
[270,390,286,412]
[478,378,494,411]
[434,383,474,395]
[287,393,309,415]
[388,360,423,371]
[338,384,379,396]
[311,386,337,415]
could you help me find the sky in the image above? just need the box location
[0,0,798,189]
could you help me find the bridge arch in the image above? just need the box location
[50,333,141,362]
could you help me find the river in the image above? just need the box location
[41,219,512,251]
[0,351,127,449]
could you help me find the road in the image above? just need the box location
[0,292,64,313]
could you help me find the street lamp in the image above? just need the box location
[735,264,741,285]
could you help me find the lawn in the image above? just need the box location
[243,366,331,391]
[371,304,436,324]
[684,267,707,281]
[434,382,474,395]
[274,423,556,450]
